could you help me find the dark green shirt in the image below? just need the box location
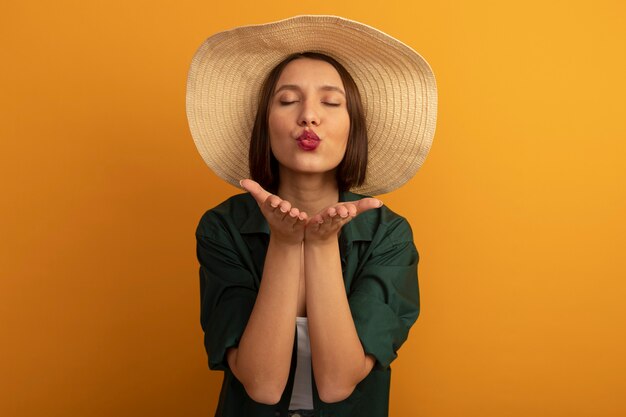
[196,191,420,417]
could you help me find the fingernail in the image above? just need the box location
[378,200,383,207]
[239,180,244,187]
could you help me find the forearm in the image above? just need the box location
[304,238,371,402]
[231,237,301,403]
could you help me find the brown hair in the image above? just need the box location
[249,52,368,193]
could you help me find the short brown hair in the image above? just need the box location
[249,52,368,193]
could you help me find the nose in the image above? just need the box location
[298,100,320,127]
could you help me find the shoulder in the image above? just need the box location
[195,193,259,238]
[342,191,414,244]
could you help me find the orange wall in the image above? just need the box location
[2,1,625,416]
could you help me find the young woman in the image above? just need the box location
[187,16,437,417]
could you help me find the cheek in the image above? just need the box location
[340,118,350,147]
[267,122,288,160]
[267,112,277,136]
[267,116,281,149]
[268,110,290,137]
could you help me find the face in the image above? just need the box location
[268,58,350,178]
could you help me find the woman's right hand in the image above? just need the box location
[240,179,308,244]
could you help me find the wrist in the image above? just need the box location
[304,236,339,249]
[269,234,303,249]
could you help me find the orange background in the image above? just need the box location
[2,1,625,416]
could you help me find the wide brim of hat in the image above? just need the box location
[186,15,437,195]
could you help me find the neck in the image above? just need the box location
[277,169,340,216]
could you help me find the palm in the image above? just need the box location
[305,198,382,242]
[240,179,307,244]
[241,179,382,243]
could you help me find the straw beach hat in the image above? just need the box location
[186,15,437,195]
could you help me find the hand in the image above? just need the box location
[240,179,308,245]
[305,198,383,243]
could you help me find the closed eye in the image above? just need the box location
[279,101,298,105]
[323,102,341,107]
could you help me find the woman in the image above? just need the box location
[187,15,437,417]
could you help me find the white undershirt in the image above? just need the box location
[288,317,314,410]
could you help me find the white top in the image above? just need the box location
[288,317,314,410]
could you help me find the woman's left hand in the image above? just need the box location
[305,199,382,243]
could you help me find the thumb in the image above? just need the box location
[240,179,271,205]
[355,197,383,215]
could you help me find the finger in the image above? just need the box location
[266,194,282,210]
[322,207,340,228]
[271,199,293,221]
[345,203,357,218]
[307,208,328,232]
[325,204,353,232]
[294,212,308,232]
[240,179,271,205]
[328,208,345,230]
[311,214,325,228]
[355,198,383,215]
[285,207,300,227]
[314,216,325,233]
[323,208,344,232]
[333,215,353,231]
[335,205,349,219]
[278,200,292,215]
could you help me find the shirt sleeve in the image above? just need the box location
[196,212,258,371]
[348,217,420,370]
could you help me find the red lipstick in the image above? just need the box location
[296,130,320,151]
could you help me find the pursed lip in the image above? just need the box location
[296,130,321,151]
[297,130,320,142]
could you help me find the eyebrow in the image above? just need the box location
[273,84,345,96]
